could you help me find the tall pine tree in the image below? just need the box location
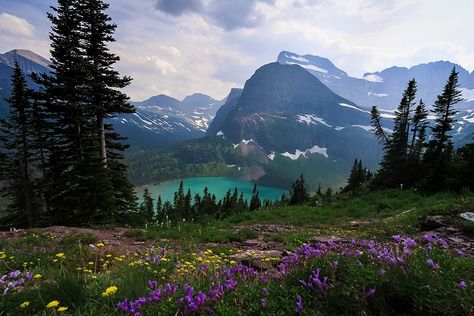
[0,64,39,227]
[35,0,137,225]
[371,79,420,187]
[422,67,463,191]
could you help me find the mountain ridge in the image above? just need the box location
[277,51,474,111]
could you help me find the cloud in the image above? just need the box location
[0,12,35,37]
[155,0,275,31]
[155,0,203,17]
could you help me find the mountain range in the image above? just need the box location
[0,50,222,149]
[277,51,474,111]
[1,49,473,189]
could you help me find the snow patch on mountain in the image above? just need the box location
[281,145,328,160]
[363,74,384,82]
[380,112,396,119]
[297,114,332,127]
[460,88,474,102]
[368,92,388,97]
[352,125,372,131]
[463,112,474,123]
[285,61,328,73]
[338,103,370,113]
[288,55,309,63]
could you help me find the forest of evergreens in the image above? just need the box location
[0,0,138,228]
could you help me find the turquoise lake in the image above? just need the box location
[136,177,288,203]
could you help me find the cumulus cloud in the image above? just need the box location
[0,12,35,37]
[155,0,276,31]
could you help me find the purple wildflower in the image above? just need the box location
[295,295,303,314]
[403,237,417,248]
[426,258,440,270]
[260,298,267,308]
[392,235,402,243]
[147,280,158,290]
[366,288,376,297]
[423,234,434,243]
[224,279,238,292]
[262,287,270,296]
[184,284,194,296]
[456,281,466,289]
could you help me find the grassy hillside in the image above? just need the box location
[1,189,473,315]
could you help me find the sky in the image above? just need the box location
[0,0,473,101]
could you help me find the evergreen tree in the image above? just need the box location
[37,0,114,225]
[422,68,463,191]
[173,180,185,219]
[409,100,428,160]
[316,184,322,196]
[79,0,134,165]
[370,106,389,145]
[372,79,419,187]
[184,189,192,219]
[428,67,462,156]
[325,188,333,203]
[155,195,162,221]
[80,0,137,218]
[289,174,309,205]
[343,159,370,193]
[249,184,261,211]
[32,0,137,225]
[456,142,474,190]
[141,188,154,222]
[237,193,246,212]
[0,64,39,227]
[30,91,52,219]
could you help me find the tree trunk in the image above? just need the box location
[20,152,34,228]
[97,114,107,167]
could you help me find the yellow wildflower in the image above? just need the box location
[46,300,60,308]
[33,274,42,279]
[55,253,66,258]
[101,286,118,297]
[57,306,68,312]
[96,243,105,247]
[20,301,30,308]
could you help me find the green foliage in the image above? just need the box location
[61,233,98,247]
[121,229,146,240]
[228,229,258,242]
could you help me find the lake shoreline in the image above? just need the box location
[135,176,289,203]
